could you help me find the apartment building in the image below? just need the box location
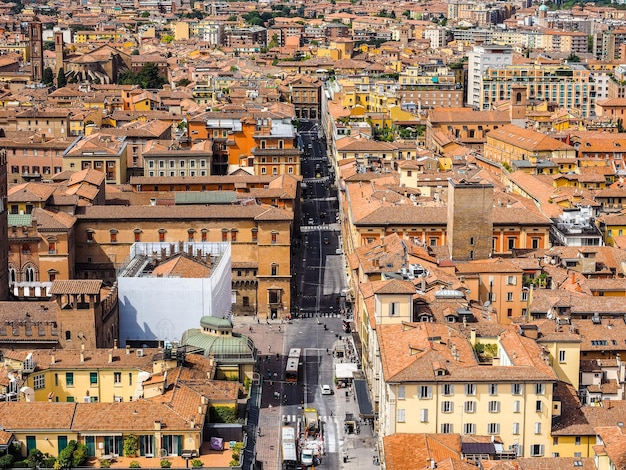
[467,45,513,109]
[62,134,128,185]
[484,124,577,173]
[377,323,557,458]
[142,140,213,178]
[397,65,464,111]
[479,64,596,118]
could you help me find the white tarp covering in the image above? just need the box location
[335,363,358,379]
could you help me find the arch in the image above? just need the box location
[8,265,16,284]
[22,263,38,283]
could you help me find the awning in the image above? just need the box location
[335,363,358,379]
[354,379,374,419]
[79,433,123,437]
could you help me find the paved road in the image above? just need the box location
[234,121,379,469]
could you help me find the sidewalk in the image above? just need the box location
[233,315,380,470]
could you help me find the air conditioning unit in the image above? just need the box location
[136,349,144,357]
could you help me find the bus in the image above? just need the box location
[285,348,301,383]
[281,425,298,470]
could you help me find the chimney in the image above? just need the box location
[126,345,131,355]
[50,353,55,365]
[154,420,162,430]
[108,351,113,364]
[190,417,196,429]
[114,339,118,349]
[469,328,476,346]
[80,351,84,363]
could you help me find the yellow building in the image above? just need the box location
[598,213,626,246]
[73,31,124,44]
[377,323,557,458]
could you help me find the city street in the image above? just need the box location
[235,121,378,469]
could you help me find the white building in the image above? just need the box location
[424,28,446,49]
[466,45,513,109]
[118,242,232,346]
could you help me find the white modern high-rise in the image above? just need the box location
[467,45,513,109]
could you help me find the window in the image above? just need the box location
[33,374,45,390]
[114,372,121,384]
[252,228,258,242]
[89,372,98,385]
[110,230,118,243]
[389,302,399,316]
[201,229,208,242]
[536,400,543,413]
[513,400,521,413]
[271,232,277,244]
[222,229,228,242]
[271,264,278,276]
[506,275,517,285]
[397,385,405,400]
[129,373,133,386]
[442,384,453,396]
[535,383,545,395]
[508,238,516,250]
[158,229,166,242]
[513,422,520,435]
[188,230,195,242]
[441,423,453,434]
[464,401,476,413]
[441,401,453,413]
[397,409,405,423]
[487,423,500,435]
[465,384,476,396]
[420,409,428,423]
[575,436,581,446]
[512,384,522,395]
[134,230,141,243]
[86,231,94,243]
[489,384,498,395]
[48,242,56,254]
[231,230,237,242]
[464,423,476,435]
[418,386,432,399]
[530,444,544,457]
[559,350,566,363]
[488,401,500,413]
[506,292,513,302]
[535,422,542,434]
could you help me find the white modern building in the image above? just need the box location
[117,242,232,346]
[467,45,513,109]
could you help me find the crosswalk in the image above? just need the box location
[300,223,341,232]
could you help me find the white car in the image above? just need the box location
[321,384,333,395]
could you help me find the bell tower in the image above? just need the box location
[54,30,65,77]
[29,19,44,82]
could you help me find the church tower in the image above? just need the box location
[54,31,65,78]
[29,19,44,82]
[0,149,8,301]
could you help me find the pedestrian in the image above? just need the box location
[269,325,272,331]
[257,318,260,324]
[278,326,281,333]
[257,427,261,437]
[268,345,271,352]
[249,326,253,333]
[330,411,333,417]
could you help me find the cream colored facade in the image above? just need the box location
[377,324,557,459]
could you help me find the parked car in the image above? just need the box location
[321,384,333,395]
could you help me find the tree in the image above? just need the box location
[57,68,67,88]
[175,78,191,87]
[140,11,150,17]
[43,40,56,51]
[566,52,581,62]
[117,63,167,89]
[161,34,174,44]
[42,67,54,86]
[131,49,139,55]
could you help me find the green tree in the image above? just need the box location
[57,68,67,88]
[566,52,581,62]
[227,15,237,21]
[43,40,55,51]
[161,34,174,44]
[123,435,139,457]
[27,449,44,469]
[131,49,139,55]
[42,67,54,86]
[140,11,150,17]
[118,63,167,89]
[175,78,191,87]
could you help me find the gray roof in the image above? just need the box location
[175,192,238,205]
